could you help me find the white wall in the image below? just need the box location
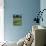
[0,0,4,42]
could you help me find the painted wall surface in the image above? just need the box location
[40,0,46,26]
[4,0,40,42]
[0,0,4,42]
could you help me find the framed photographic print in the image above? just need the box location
[13,14,22,26]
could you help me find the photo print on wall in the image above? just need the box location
[13,14,22,26]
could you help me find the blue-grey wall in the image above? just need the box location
[4,0,40,42]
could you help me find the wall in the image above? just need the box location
[40,0,46,45]
[4,0,40,42]
[40,0,46,26]
[0,0,4,42]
